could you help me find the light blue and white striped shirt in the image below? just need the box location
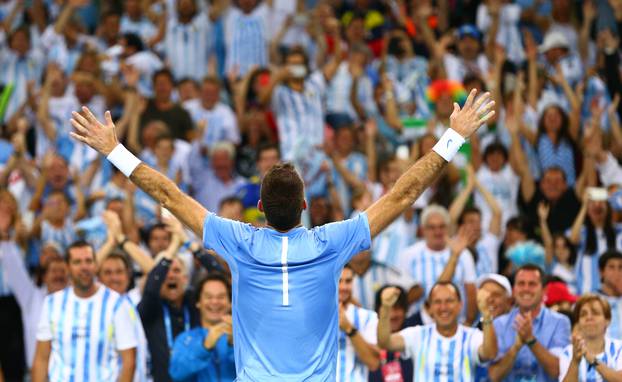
[400,324,484,382]
[574,224,622,294]
[164,12,212,81]
[597,293,622,341]
[399,241,477,319]
[36,285,139,382]
[120,15,157,44]
[326,62,376,121]
[182,99,240,147]
[370,213,417,269]
[41,218,77,253]
[352,261,415,311]
[271,71,327,162]
[336,303,378,382]
[0,48,45,123]
[559,337,622,381]
[224,5,269,76]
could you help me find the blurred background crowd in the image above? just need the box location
[0,0,622,381]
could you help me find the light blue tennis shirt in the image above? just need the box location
[202,211,372,381]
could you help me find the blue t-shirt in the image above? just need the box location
[202,212,372,381]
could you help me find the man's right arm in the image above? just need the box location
[69,108,207,237]
[377,287,406,352]
[31,340,51,382]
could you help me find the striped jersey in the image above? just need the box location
[400,324,483,382]
[182,99,240,147]
[0,47,45,123]
[41,218,77,253]
[120,15,157,44]
[164,12,212,81]
[399,241,477,318]
[336,304,378,382]
[473,233,501,276]
[36,285,138,382]
[325,62,376,121]
[370,213,417,268]
[559,337,622,381]
[224,5,269,76]
[597,292,622,341]
[271,71,326,162]
[575,224,622,294]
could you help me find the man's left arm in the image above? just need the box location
[365,90,495,238]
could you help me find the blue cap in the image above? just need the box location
[457,24,482,40]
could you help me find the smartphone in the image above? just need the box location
[587,187,608,201]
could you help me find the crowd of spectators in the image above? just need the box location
[1,0,622,381]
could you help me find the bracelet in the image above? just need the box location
[432,128,465,162]
[107,144,142,178]
[525,337,537,347]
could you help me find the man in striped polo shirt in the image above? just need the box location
[378,282,498,382]
[32,240,138,382]
[337,265,380,381]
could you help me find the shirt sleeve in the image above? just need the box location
[3,242,36,310]
[597,152,622,187]
[202,212,254,264]
[470,329,484,365]
[360,310,378,345]
[460,249,477,283]
[114,299,139,351]
[36,295,53,342]
[314,212,372,269]
[549,314,572,356]
[398,326,421,360]
[558,345,573,382]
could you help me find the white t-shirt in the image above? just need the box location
[400,324,483,381]
[475,164,520,231]
[37,285,138,382]
[336,303,378,382]
[443,53,490,83]
[559,337,622,381]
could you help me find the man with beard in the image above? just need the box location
[32,240,137,382]
[596,251,622,341]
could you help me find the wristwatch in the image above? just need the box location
[346,327,358,337]
[589,358,601,368]
[525,337,537,347]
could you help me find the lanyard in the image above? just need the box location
[162,303,190,351]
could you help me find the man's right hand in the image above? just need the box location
[381,287,400,308]
[70,107,119,156]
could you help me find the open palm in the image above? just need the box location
[450,89,495,139]
[70,107,119,156]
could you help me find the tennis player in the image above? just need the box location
[69,89,495,381]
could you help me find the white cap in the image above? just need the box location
[539,31,570,53]
[477,274,512,297]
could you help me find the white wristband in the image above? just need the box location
[432,128,465,162]
[106,144,142,177]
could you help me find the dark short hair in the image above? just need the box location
[153,68,175,85]
[122,33,144,52]
[506,215,528,233]
[219,196,243,210]
[100,252,131,273]
[195,273,232,302]
[374,285,408,313]
[256,143,280,162]
[514,263,545,286]
[260,163,304,231]
[483,141,508,162]
[66,240,95,263]
[458,206,481,226]
[285,45,309,70]
[145,223,170,243]
[599,250,622,271]
[542,166,567,183]
[428,281,462,302]
[202,75,221,87]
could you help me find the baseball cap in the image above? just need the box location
[539,31,570,53]
[477,274,512,297]
[457,24,482,41]
[545,281,578,307]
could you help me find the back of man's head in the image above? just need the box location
[260,163,304,231]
